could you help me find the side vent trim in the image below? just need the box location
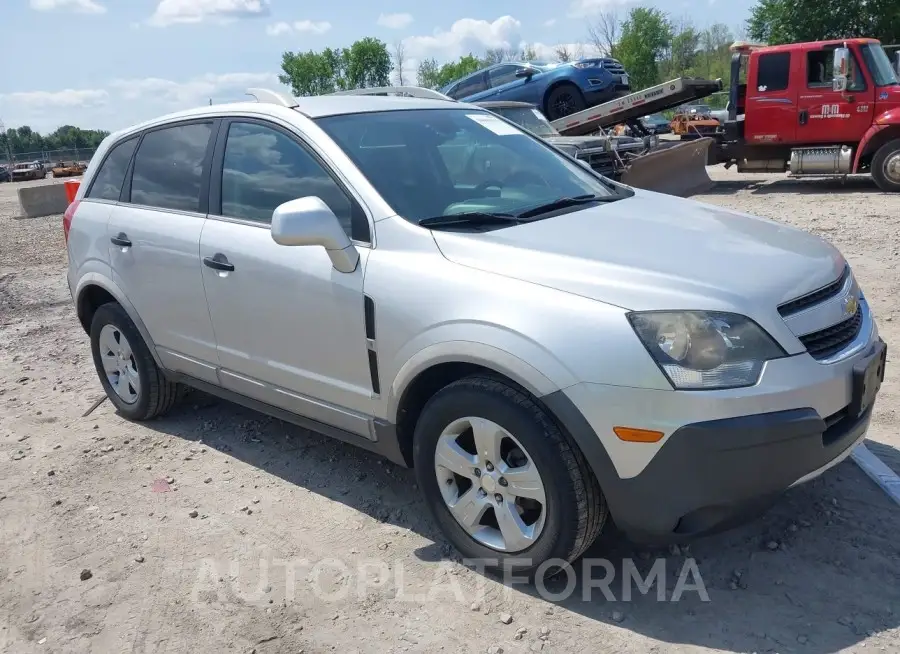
[364,295,380,395]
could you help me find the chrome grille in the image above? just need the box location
[799,306,863,360]
[778,265,850,317]
[603,61,626,75]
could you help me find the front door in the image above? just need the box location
[797,43,875,144]
[199,118,375,435]
[107,120,220,384]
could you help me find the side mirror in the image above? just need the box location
[515,68,534,79]
[832,47,851,92]
[271,196,359,274]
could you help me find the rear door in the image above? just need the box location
[797,43,875,144]
[107,119,220,384]
[743,50,798,144]
[447,71,490,101]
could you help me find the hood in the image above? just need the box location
[432,191,845,314]
[545,135,610,151]
[875,85,900,121]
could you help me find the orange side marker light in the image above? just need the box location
[613,427,664,443]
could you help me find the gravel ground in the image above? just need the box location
[1,169,899,654]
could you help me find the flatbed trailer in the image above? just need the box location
[549,77,723,136]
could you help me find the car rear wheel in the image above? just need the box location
[545,84,586,121]
[413,375,607,577]
[872,139,900,192]
[90,302,181,420]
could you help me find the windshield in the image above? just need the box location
[488,106,558,137]
[315,108,617,224]
[861,43,899,87]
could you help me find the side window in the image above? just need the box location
[449,73,488,99]
[756,52,791,92]
[806,48,865,91]
[130,122,213,212]
[86,136,138,201]
[488,65,522,88]
[220,121,358,239]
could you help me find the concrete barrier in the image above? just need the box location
[17,183,70,218]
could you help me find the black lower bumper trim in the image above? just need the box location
[542,343,885,542]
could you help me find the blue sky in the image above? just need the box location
[1,0,755,132]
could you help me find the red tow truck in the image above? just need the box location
[719,38,900,191]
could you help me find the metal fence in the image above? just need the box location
[1,147,97,166]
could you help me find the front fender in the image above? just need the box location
[74,269,163,368]
[853,112,900,171]
[385,323,579,423]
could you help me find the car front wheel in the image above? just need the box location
[413,375,607,577]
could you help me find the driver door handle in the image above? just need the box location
[203,254,235,272]
[110,233,131,247]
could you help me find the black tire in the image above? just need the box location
[413,375,607,578]
[544,84,586,121]
[871,138,900,192]
[89,302,180,420]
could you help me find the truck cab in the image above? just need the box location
[722,39,900,191]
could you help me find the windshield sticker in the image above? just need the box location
[531,109,546,121]
[466,113,522,136]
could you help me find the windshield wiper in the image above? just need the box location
[515,194,619,219]
[418,212,526,229]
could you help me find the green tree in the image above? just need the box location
[279,38,391,96]
[616,7,672,90]
[416,54,484,89]
[747,0,900,44]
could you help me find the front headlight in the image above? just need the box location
[627,311,786,390]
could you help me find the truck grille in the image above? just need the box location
[576,150,616,176]
[798,306,863,360]
[778,265,849,317]
[603,61,626,76]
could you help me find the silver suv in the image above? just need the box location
[66,87,886,575]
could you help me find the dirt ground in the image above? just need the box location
[1,169,900,654]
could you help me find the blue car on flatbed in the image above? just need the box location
[439,58,631,120]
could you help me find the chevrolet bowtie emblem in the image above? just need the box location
[843,294,859,316]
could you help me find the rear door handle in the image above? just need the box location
[799,110,809,125]
[110,233,131,247]
[203,254,235,272]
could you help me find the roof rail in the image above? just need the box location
[328,86,454,101]
[245,88,299,108]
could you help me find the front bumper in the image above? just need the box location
[544,332,886,542]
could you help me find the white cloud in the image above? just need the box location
[266,20,332,36]
[403,16,524,63]
[0,89,109,107]
[29,0,106,14]
[567,0,635,18]
[543,18,557,27]
[148,0,270,27]
[108,72,279,105]
[377,12,414,29]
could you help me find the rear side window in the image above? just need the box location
[130,122,213,212]
[87,137,138,201]
[449,74,487,99]
[756,52,791,92]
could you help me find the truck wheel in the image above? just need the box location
[872,138,900,192]
[545,84,586,121]
[413,375,607,577]
[89,302,181,421]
